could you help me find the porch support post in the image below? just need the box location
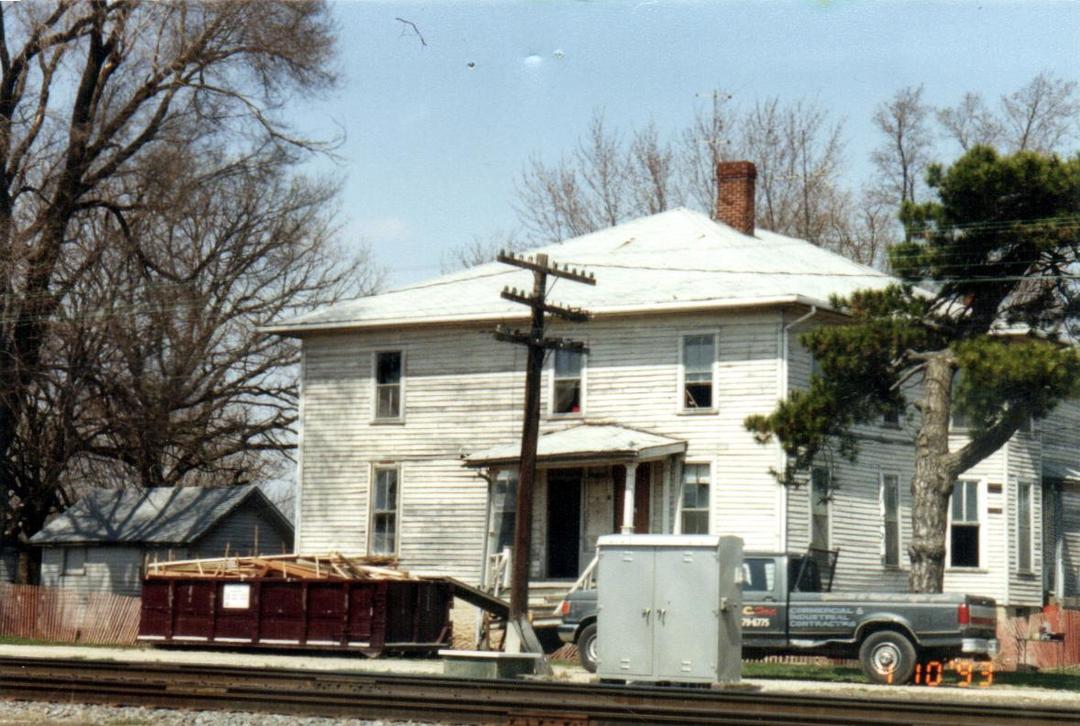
[621,462,638,534]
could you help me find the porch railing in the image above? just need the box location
[484,546,512,596]
[552,553,599,615]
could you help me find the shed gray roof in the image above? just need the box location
[464,423,686,467]
[30,485,289,546]
[266,208,897,335]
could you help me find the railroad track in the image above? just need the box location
[0,656,1073,725]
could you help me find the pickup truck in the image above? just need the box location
[557,551,998,684]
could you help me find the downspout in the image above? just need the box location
[294,346,307,553]
[778,305,818,553]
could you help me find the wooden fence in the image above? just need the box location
[997,603,1080,670]
[0,583,141,645]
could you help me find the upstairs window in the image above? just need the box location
[370,465,400,555]
[1017,481,1033,573]
[810,467,831,550]
[552,349,584,415]
[375,351,403,420]
[680,463,710,534]
[950,480,980,567]
[681,334,716,410]
[881,473,901,567]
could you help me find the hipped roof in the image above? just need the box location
[30,485,291,546]
[266,208,896,335]
[463,423,686,468]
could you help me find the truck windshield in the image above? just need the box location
[742,558,776,592]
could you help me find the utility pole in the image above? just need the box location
[494,251,594,656]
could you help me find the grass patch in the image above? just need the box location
[743,662,867,683]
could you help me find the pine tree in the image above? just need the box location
[746,146,1080,592]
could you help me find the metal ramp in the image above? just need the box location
[444,577,510,619]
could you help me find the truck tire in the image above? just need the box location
[577,623,598,673]
[859,630,917,685]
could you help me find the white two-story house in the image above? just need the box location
[268,162,1080,614]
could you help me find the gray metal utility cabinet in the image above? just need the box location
[595,534,743,684]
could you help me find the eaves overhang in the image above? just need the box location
[262,294,839,338]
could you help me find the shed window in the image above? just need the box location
[1017,481,1033,573]
[681,334,715,410]
[370,465,400,555]
[62,547,86,576]
[680,463,710,534]
[881,473,901,567]
[810,467,830,550]
[950,480,980,568]
[375,351,403,419]
[552,350,583,415]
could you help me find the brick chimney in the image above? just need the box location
[715,161,756,236]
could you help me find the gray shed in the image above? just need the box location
[30,485,293,597]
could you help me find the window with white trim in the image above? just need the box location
[680,463,710,534]
[949,480,980,567]
[810,467,830,550]
[370,465,400,555]
[552,349,584,415]
[374,351,403,420]
[681,334,716,410]
[1017,480,1033,572]
[881,473,901,567]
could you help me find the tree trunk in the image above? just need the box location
[908,352,956,593]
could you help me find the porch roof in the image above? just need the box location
[463,423,686,468]
[1044,461,1080,484]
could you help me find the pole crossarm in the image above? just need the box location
[493,325,590,353]
[496,251,597,286]
[499,287,590,322]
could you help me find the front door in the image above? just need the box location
[547,468,582,578]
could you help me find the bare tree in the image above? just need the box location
[821,188,898,268]
[871,85,934,209]
[680,91,739,217]
[516,98,867,260]
[627,121,680,215]
[999,72,1080,153]
[739,97,847,246]
[937,92,1002,151]
[441,228,528,272]
[0,1,341,575]
[937,74,1079,155]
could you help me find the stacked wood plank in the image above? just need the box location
[145,552,417,581]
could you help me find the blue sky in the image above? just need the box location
[294,1,1080,287]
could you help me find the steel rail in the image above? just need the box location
[0,656,1073,725]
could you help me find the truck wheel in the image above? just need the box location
[577,623,598,673]
[859,631,916,685]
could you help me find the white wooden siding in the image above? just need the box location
[0,547,16,583]
[1043,399,1080,598]
[1061,484,1080,597]
[298,311,786,583]
[298,308,1077,603]
[193,505,292,559]
[39,546,146,598]
[783,317,1050,604]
